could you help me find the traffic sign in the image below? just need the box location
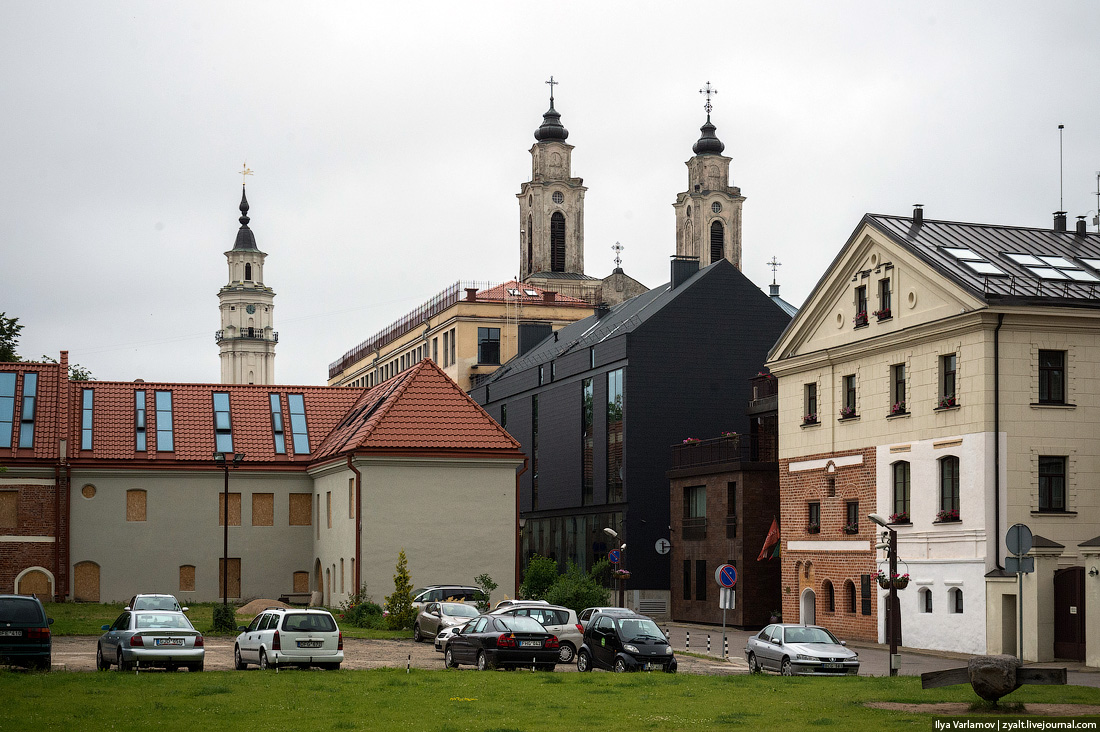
[714,563,737,588]
[720,587,736,610]
[608,549,621,565]
[1006,523,1033,556]
[654,538,671,555]
[1005,556,1035,574]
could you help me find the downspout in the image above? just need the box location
[347,454,362,594]
[54,464,60,601]
[994,313,1004,570]
[515,457,529,597]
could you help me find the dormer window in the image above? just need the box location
[213,392,233,453]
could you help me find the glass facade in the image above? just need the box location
[607,368,624,503]
[520,511,622,575]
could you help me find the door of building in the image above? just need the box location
[1053,566,1085,661]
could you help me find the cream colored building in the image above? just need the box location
[768,208,1100,666]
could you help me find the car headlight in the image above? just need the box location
[624,644,640,654]
[664,645,673,655]
[796,654,818,661]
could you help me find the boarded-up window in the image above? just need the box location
[0,491,17,528]
[289,493,311,526]
[179,565,196,592]
[252,493,274,526]
[73,561,100,602]
[17,569,51,596]
[126,489,147,522]
[293,571,309,593]
[218,492,241,526]
[219,558,241,599]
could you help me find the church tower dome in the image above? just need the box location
[692,115,725,155]
[217,171,277,385]
[533,97,569,142]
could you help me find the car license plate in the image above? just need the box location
[155,638,184,646]
[0,630,22,636]
[520,640,541,648]
[297,640,322,648]
[822,663,844,670]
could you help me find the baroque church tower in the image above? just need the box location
[217,185,277,384]
[673,83,745,269]
[518,80,587,280]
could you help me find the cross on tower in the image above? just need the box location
[546,75,558,101]
[767,256,782,285]
[699,81,717,115]
[239,163,253,186]
[612,241,625,269]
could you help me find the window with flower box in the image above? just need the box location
[854,286,868,327]
[939,354,957,408]
[875,278,892,320]
[844,501,859,534]
[803,383,818,424]
[891,461,911,523]
[840,375,857,419]
[890,364,906,415]
[938,455,960,520]
[807,501,820,533]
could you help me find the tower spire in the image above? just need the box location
[693,81,725,155]
[534,76,569,142]
[233,185,257,250]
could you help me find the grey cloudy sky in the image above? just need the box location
[3,2,1099,385]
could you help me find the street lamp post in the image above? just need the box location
[214,452,245,607]
[869,513,899,676]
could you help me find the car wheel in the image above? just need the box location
[577,650,592,672]
[557,642,575,663]
[413,624,422,643]
[321,662,340,671]
[444,647,458,669]
[747,652,761,674]
[259,648,270,670]
[614,658,628,673]
[476,651,489,671]
[234,645,246,670]
[780,658,793,676]
[190,661,204,672]
[96,646,109,671]
[116,648,129,672]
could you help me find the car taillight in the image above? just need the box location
[575,623,583,634]
[496,633,517,648]
[194,635,204,648]
[337,631,343,651]
[272,630,280,651]
[545,635,559,649]
[27,627,51,640]
[130,634,144,647]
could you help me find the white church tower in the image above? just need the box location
[217,184,277,384]
[673,82,745,270]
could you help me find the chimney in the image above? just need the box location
[670,255,700,289]
[1054,212,1067,232]
[913,204,923,225]
[594,302,611,319]
[464,287,478,302]
[1076,216,1087,235]
[542,291,557,303]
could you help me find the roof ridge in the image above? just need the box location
[869,212,1099,237]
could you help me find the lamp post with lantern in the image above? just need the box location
[214,451,245,607]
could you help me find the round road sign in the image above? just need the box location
[654,538,672,555]
[608,549,621,565]
[1006,523,1033,556]
[714,563,737,588]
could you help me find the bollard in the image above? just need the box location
[407,654,411,674]
[707,635,711,655]
[724,637,728,660]
[686,630,690,650]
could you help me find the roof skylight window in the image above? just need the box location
[524,289,539,296]
[1004,252,1099,281]
[942,247,1006,276]
[1079,258,1100,271]
[506,288,521,297]
[1005,253,1045,266]
[964,261,1007,275]
[943,247,982,260]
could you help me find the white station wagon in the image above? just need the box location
[234,607,343,670]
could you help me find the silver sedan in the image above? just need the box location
[744,624,859,676]
[97,610,204,672]
[413,602,479,643]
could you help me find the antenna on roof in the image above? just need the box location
[1058,125,1065,211]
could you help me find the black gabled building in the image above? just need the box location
[470,256,792,616]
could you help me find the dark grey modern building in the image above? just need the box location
[470,256,792,616]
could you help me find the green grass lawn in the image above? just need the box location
[1,669,1097,731]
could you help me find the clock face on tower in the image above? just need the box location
[246,304,256,314]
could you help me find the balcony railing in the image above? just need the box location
[670,433,778,469]
[682,516,706,541]
[215,329,278,344]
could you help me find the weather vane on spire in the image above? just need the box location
[767,256,782,285]
[612,241,625,269]
[546,75,558,102]
[699,81,717,116]
[239,163,253,187]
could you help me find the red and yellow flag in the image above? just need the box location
[757,517,780,561]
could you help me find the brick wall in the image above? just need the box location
[0,482,60,596]
[780,447,878,641]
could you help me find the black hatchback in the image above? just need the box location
[0,594,53,670]
[577,612,676,673]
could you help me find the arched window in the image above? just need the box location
[527,215,533,275]
[823,580,835,612]
[244,263,252,281]
[892,461,911,521]
[845,580,857,613]
[940,456,960,514]
[550,212,566,272]
[919,587,933,613]
[710,220,724,264]
[949,587,963,613]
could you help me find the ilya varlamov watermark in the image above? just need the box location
[934,721,1097,730]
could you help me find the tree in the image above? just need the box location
[473,573,497,612]
[519,554,559,600]
[544,561,610,614]
[383,549,415,630]
[0,313,22,362]
[37,355,94,381]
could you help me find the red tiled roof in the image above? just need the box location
[312,359,522,460]
[0,360,66,462]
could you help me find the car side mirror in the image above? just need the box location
[48,617,54,625]
[101,625,110,631]
[840,641,847,646]
[181,607,189,613]
[124,606,132,611]
[237,626,248,632]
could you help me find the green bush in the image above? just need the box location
[212,603,236,632]
[383,550,416,630]
[473,573,497,612]
[337,586,384,628]
[544,561,610,614]
[519,554,558,600]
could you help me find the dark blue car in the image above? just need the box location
[0,594,53,670]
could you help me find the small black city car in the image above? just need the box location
[0,594,53,670]
[577,612,676,673]
[443,614,560,671]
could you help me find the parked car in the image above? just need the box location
[577,612,676,673]
[411,585,486,611]
[433,622,466,654]
[492,603,583,663]
[744,624,859,676]
[234,607,343,670]
[577,606,636,630]
[493,598,548,610]
[443,613,559,671]
[125,593,187,612]
[97,610,203,671]
[414,602,479,642]
[0,594,53,671]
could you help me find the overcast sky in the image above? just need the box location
[3,2,1099,385]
